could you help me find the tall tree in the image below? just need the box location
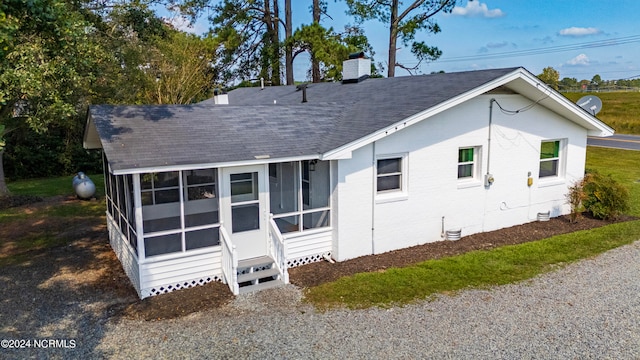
[311,0,323,82]
[210,0,284,85]
[284,0,294,85]
[0,0,108,194]
[345,0,463,77]
[0,1,220,185]
[289,24,376,81]
[143,32,217,104]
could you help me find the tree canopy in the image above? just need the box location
[288,23,377,82]
[538,67,560,90]
[345,0,463,77]
[0,0,221,190]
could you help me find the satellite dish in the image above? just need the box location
[577,95,603,115]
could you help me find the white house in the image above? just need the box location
[83,60,613,298]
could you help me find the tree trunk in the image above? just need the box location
[387,0,399,78]
[272,0,281,85]
[262,0,281,85]
[311,0,321,83]
[0,150,9,196]
[285,0,293,85]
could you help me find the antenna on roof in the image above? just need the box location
[577,95,603,115]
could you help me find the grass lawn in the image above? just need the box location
[305,147,640,309]
[7,173,105,198]
[1,174,106,266]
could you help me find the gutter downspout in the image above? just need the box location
[485,99,496,187]
[488,98,495,176]
[371,142,376,255]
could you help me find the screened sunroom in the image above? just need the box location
[102,150,333,298]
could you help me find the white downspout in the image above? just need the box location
[485,99,496,187]
[371,142,376,255]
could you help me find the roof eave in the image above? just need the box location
[322,68,614,160]
[504,69,614,137]
[109,154,323,175]
[323,68,526,160]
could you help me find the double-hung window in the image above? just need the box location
[376,157,403,192]
[539,140,561,178]
[376,154,408,201]
[458,147,477,179]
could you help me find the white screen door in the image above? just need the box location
[221,165,267,259]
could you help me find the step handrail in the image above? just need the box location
[220,223,239,295]
[268,214,289,284]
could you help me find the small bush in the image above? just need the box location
[566,179,587,222]
[581,171,630,220]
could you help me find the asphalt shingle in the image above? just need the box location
[89,67,519,172]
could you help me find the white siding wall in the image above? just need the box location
[335,94,588,260]
[107,213,141,297]
[284,228,332,266]
[139,249,223,298]
[332,143,375,261]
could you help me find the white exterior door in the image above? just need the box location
[221,165,268,260]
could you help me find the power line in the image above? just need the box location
[431,35,640,63]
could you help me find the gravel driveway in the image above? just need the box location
[3,241,640,359]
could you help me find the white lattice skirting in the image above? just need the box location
[287,252,331,268]
[142,275,223,298]
[140,252,330,297]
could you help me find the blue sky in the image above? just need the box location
[172,1,640,82]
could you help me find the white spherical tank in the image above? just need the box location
[72,172,96,199]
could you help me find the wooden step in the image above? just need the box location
[237,267,280,283]
[238,255,275,269]
[238,279,285,294]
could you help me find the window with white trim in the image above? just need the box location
[457,147,478,179]
[376,157,403,192]
[539,140,562,178]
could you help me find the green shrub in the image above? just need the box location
[566,179,586,223]
[582,170,630,220]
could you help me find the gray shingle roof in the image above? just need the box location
[89,67,520,172]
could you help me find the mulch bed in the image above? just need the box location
[288,214,634,288]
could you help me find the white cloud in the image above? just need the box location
[451,2,505,18]
[559,27,601,36]
[566,54,590,66]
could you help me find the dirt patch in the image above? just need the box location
[0,194,632,322]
